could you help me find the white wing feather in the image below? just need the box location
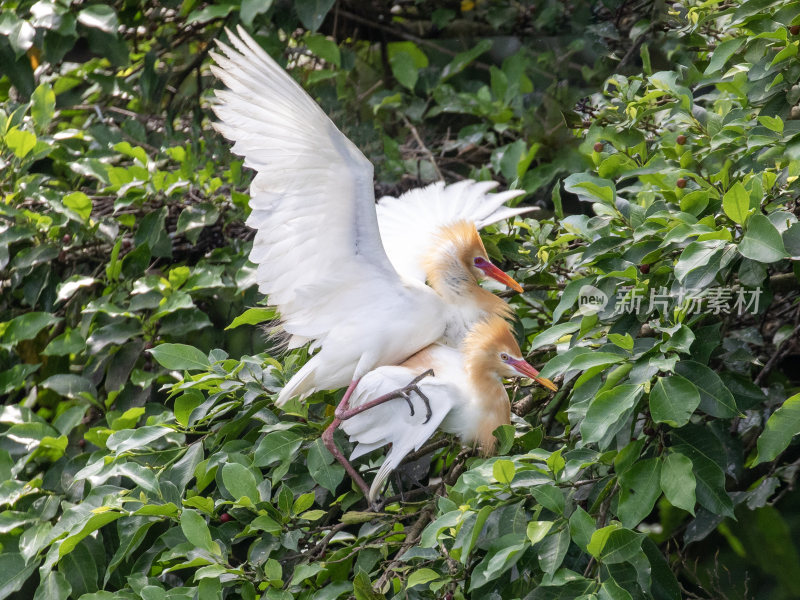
[376,180,536,282]
[210,27,444,404]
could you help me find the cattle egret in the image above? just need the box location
[338,315,558,503]
[209,27,535,409]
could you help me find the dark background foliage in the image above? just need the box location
[1,0,800,598]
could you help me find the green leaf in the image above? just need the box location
[5,127,37,158]
[254,430,303,467]
[564,173,616,205]
[771,41,798,66]
[493,459,515,484]
[581,385,643,446]
[569,507,595,550]
[704,37,745,74]
[0,553,39,598]
[758,115,783,134]
[175,389,204,427]
[226,307,276,330]
[587,524,642,564]
[293,492,315,515]
[305,34,340,67]
[407,567,440,589]
[77,5,118,32]
[599,578,633,600]
[441,39,492,81]
[738,214,789,263]
[389,50,419,91]
[649,375,701,428]
[63,192,93,221]
[241,0,274,26]
[289,562,323,586]
[753,393,800,465]
[250,514,282,535]
[59,510,122,557]
[530,321,580,350]
[1,312,61,347]
[672,426,734,518]
[352,571,383,600]
[660,452,696,514]
[722,182,750,224]
[294,0,336,32]
[31,82,56,132]
[608,333,634,351]
[40,374,96,400]
[536,526,570,574]
[617,458,662,528]
[222,463,260,503]
[181,509,218,554]
[526,520,553,545]
[674,240,725,282]
[148,343,210,371]
[33,570,71,600]
[308,439,345,493]
[674,361,738,418]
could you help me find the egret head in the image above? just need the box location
[465,316,558,392]
[430,221,523,292]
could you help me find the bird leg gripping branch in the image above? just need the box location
[322,370,435,510]
[334,369,435,423]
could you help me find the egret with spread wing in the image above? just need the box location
[339,316,558,503]
[210,27,533,405]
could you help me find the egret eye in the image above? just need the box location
[500,353,510,362]
[473,256,489,268]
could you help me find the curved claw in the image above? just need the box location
[399,391,416,417]
[410,387,433,424]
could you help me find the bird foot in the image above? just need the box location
[397,369,434,424]
[334,369,435,422]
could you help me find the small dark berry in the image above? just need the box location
[219,513,232,523]
[58,250,67,262]
[790,25,800,35]
[444,594,454,600]
[639,264,651,274]
[122,238,132,249]
[62,234,72,244]
[78,439,86,448]
[676,177,688,189]
[144,341,154,350]
[676,134,687,145]
[593,142,604,152]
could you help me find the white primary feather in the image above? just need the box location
[377,180,535,283]
[210,27,445,404]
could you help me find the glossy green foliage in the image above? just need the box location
[1,1,800,599]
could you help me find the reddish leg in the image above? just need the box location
[335,369,434,423]
[323,371,434,510]
[322,379,378,507]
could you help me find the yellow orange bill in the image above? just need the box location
[478,261,524,293]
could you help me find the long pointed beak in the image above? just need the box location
[509,358,558,392]
[478,261,524,293]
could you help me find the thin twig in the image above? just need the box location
[374,506,435,591]
[754,308,800,385]
[402,115,443,181]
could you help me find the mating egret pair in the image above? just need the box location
[211,27,557,503]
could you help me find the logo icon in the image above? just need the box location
[577,285,608,315]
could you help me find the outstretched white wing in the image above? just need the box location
[211,27,444,403]
[376,180,535,282]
